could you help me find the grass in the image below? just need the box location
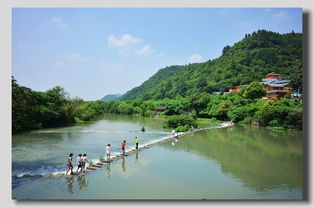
[196,118,221,128]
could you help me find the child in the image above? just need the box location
[135,137,140,150]
[82,154,88,173]
[66,153,73,175]
[76,154,82,173]
[121,140,126,155]
[106,144,111,161]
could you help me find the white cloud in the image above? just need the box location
[43,16,67,29]
[136,45,156,55]
[273,11,289,19]
[188,54,203,63]
[107,33,142,48]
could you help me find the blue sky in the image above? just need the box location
[12,8,302,100]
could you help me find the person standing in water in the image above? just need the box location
[82,154,88,173]
[76,154,82,173]
[135,137,140,150]
[121,140,126,155]
[66,153,73,175]
[106,144,111,161]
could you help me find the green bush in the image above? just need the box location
[210,117,217,122]
[239,117,253,125]
[175,124,190,132]
[74,117,85,124]
[165,115,198,128]
[141,126,146,132]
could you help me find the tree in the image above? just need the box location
[241,81,266,100]
[222,45,231,56]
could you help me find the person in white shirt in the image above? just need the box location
[76,154,82,173]
[82,154,88,173]
[106,144,111,161]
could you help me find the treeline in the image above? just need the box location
[121,30,302,100]
[103,92,302,130]
[12,77,105,133]
[12,79,302,133]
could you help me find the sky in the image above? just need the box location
[12,8,302,100]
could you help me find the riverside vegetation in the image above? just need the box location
[12,77,302,133]
[12,30,302,133]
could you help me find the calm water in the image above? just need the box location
[12,115,303,200]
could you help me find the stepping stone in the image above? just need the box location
[96,162,104,165]
[92,164,103,168]
[86,167,97,170]
[55,173,64,177]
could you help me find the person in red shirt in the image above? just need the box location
[121,140,126,155]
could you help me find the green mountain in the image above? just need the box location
[122,65,185,100]
[122,30,302,100]
[101,93,122,101]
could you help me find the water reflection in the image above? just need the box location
[77,174,89,191]
[134,152,140,164]
[163,125,302,192]
[121,157,126,173]
[105,163,111,178]
[66,176,74,195]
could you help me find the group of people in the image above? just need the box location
[66,153,88,175]
[106,136,140,158]
[66,137,140,175]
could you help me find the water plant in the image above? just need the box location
[99,154,105,161]
[87,160,95,167]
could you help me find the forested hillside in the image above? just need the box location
[122,30,302,100]
[121,65,185,100]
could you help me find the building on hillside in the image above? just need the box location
[227,72,291,99]
[261,72,290,98]
[228,86,242,93]
[264,72,283,80]
[155,106,166,115]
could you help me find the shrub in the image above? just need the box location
[210,117,217,122]
[141,126,146,132]
[165,115,198,128]
[239,117,253,125]
[74,117,85,124]
[175,124,190,132]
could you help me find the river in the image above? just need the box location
[12,115,303,200]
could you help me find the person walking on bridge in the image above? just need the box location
[106,144,111,161]
[66,153,73,175]
[121,140,126,155]
[135,137,140,150]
